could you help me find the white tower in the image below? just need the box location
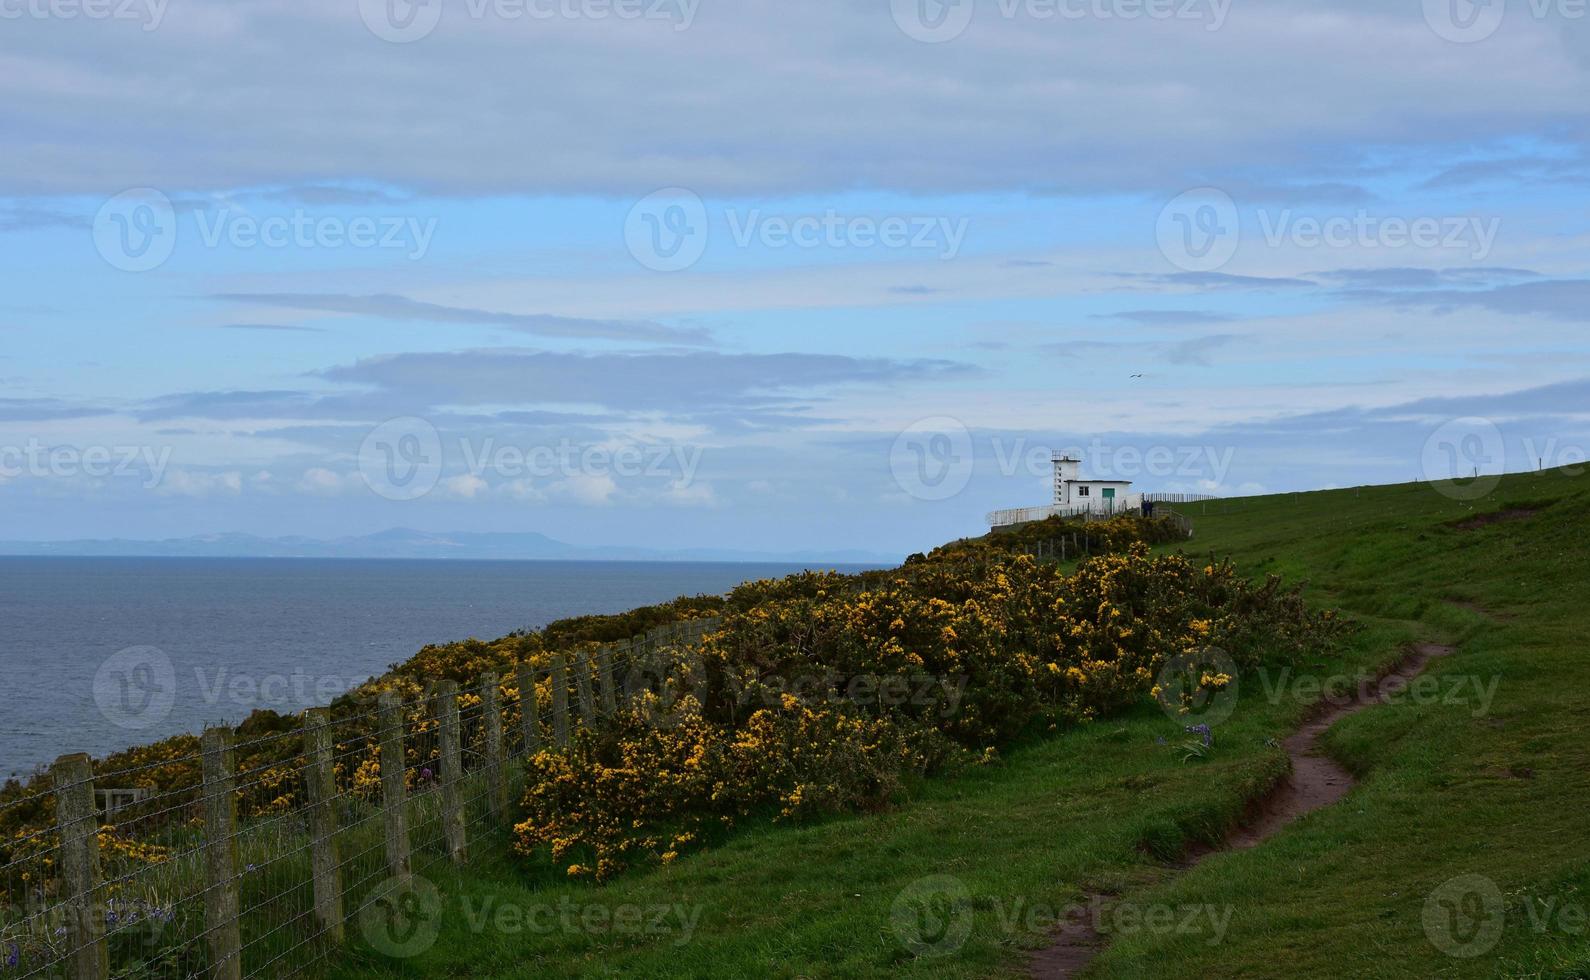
[1052,454,1080,504]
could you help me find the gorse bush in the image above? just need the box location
[513,539,1347,878]
[0,514,1341,893]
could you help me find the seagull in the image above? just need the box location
[1129,373,1144,379]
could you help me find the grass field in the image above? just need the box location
[330,469,1590,979]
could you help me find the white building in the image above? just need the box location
[986,452,1215,528]
[1051,454,1134,512]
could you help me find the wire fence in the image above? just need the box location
[0,617,721,980]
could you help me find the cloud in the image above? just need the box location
[549,472,618,506]
[5,3,1587,200]
[1165,334,1240,366]
[210,293,713,345]
[1353,279,1590,322]
[1314,267,1540,290]
[0,398,113,421]
[0,206,89,233]
[216,322,328,333]
[318,349,979,413]
[157,469,244,497]
[1094,310,1238,326]
[1418,155,1590,190]
[1121,272,1318,290]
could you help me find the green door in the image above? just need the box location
[1102,488,1115,510]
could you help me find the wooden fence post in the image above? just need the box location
[435,681,467,864]
[480,673,507,820]
[302,709,345,945]
[574,650,596,728]
[200,728,242,980]
[51,753,106,980]
[596,646,617,716]
[515,662,542,755]
[550,654,570,749]
[376,693,411,881]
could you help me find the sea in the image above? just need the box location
[0,556,863,781]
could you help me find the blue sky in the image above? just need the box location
[3,0,1590,555]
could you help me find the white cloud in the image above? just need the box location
[158,469,243,497]
[296,467,347,495]
[548,472,617,506]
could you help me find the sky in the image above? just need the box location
[2,0,1590,556]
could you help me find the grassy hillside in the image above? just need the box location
[331,469,1590,979]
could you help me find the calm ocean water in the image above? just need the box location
[0,557,857,780]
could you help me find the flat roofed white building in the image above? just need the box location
[1052,454,1133,512]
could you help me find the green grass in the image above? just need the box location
[329,469,1590,979]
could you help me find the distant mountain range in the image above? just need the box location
[0,528,899,565]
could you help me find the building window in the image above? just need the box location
[1077,486,1090,497]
